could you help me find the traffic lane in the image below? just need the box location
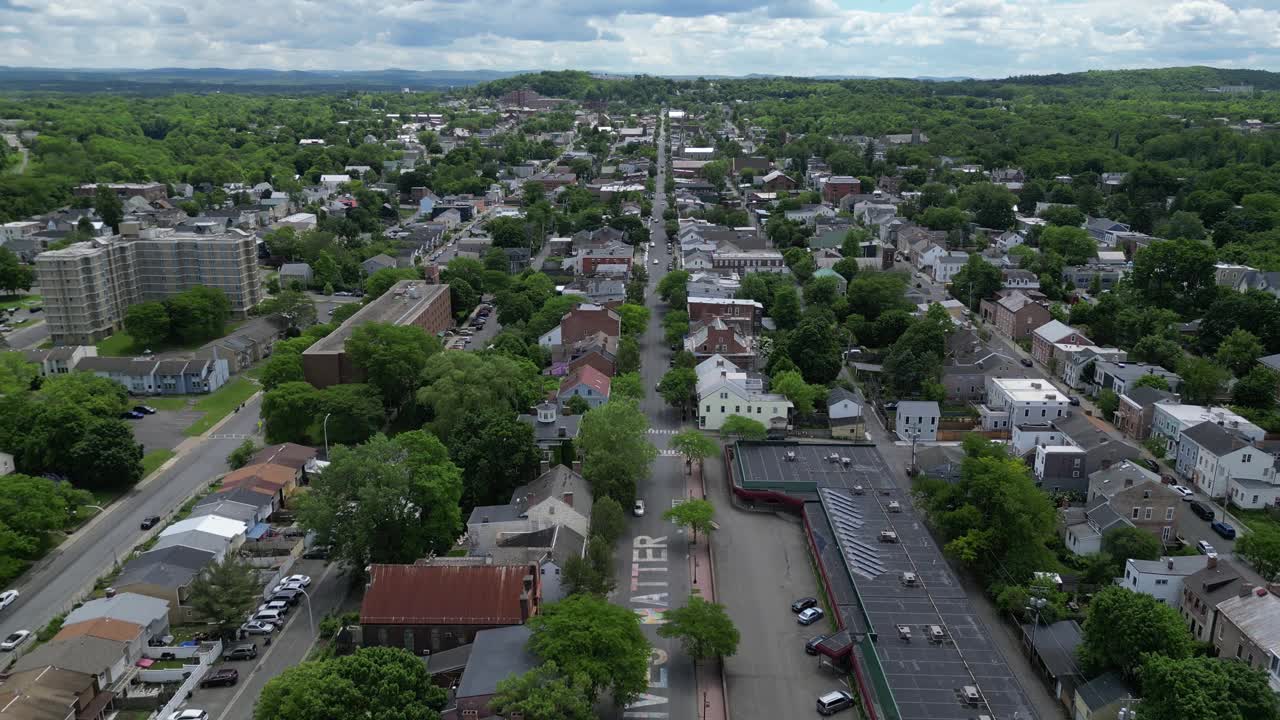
[704,459,843,720]
[1177,505,1239,556]
[3,320,49,350]
[0,399,265,644]
[200,559,351,720]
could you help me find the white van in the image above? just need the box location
[817,690,854,716]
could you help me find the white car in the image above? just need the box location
[282,574,312,587]
[271,582,305,595]
[1171,485,1194,499]
[0,629,31,651]
[633,500,646,517]
[0,589,17,611]
[258,601,290,615]
[240,621,275,635]
[652,258,660,265]
[167,710,209,720]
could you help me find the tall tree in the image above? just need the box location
[262,381,321,444]
[950,254,1003,309]
[1131,238,1217,316]
[346,322,441,410]
[526,594,650,706]
[771,370,820,415]
[296,432,463,570]
[446,410,540,510]
[315,384,384,446]
[123,301,171,350]
[1232,366,1279,411]
[1079,585,1193,679]
[491,662,595,720]
[670,430,719,467]
[1177,355,1229,405]
[787,316,843,384]
[187,555,261,639]
[0,352,38,395]
[0,247,36,296]
[165,286,231,344]
[256,647,447,720]
[589,497,627,545]
[93,184,123,232]
[1101,526,1161,565]
[578,399,656,504]
[1137,655,1280,720]
[417,352,543,443]
[658,367,697,413]
[616,304,650,337]
[771,286,801,330]
[657,595,741,661]
[1235,524,1280,581]
[719,414,766,440]
[662,498,715,543]
[1216,328,1265,378]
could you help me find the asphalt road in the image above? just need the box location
[605,119,697,720]
[0,395,267,648]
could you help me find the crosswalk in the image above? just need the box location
[647,428,679,435]
[209,433,254,440]
[659,449,682,457]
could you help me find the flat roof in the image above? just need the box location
[735,442,896,494]
[305,280,448,356]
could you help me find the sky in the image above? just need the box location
[1,0,1279,78]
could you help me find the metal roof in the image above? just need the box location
[360,564,536,626]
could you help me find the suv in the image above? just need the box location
[140,515,162,530]
[817,690,854,715]
[223,644,258,661]
[1189,501,1215,521]
[790,597,818,613]
[1211,520,1237,540]
[200,669,239,688]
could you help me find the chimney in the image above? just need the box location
[1207,555,1218,569]
[1166,558,1174,570]
[519,593,530,623]
[561,492,574,507]
[572,459,582,473]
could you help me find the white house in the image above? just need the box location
[1178,421,1278,499]
[1119,556,1209,605]
[913,243,946,272]
[980,377,1069,431]
[1151,404,1264,453]
[931,251,969,284]
[319,174,351,193]
[696,357,791,431]
[158,515,247,554]
[995,231,1026,253]
[895,400,940,442]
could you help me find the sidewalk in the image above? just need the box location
[688,461,729,720]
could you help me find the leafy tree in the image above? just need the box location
[256,289,317,330]
[259,351,306,391]
[771,286,801,330]
[491,662,595,720]
[657,270,690,307]
[1101,526,1161,565]
[0,352,37,395]
[882,305,952,398]
[316,384,384,446]
[919,206,968,232]
[1131,238,1217,316]
[256,646,447,720]
[227,439,260,470]
[1233,366,1279,410]
[1131,333,1184,370]
[347,322,441,409]
[950,254,1002,309]
[961,182,1017,230]
[526,594,650,705]
[563,535,615,596]
[1039,205,1085,227]
[1178,355,1229,405]
[783,246,817,282]
[1079,585,1193,678]
[663,498,715,543]
[0,473,91,570]
[187,555,261,638]
[446,410,540,510]
[565,394,590,416]
[363,267,420,300]
[67,417,144,489]
[578,399,655,504]
[297,432,463,570]
[658,595,741,661]
[658,367,697,412]
[720,414,766,440]
[417,352,543,443]
[590,496,627,545]
[1096,388,1120,421]
[123,301,170,350]
[1216,328,1265,378]
[617,336,642,375]
[670,430,719,466]
[787,316,842,384]
[1038,226,1097,266]
[846,272,909,320]
[616,304,650,337]
[771,370,819,414]
[803,275,842,307]
[262,381,321,444]
[1137,654,1280,720]
[1157,211,1208,242]
[0,247,36,295]
[1235,524,1280,581]
[93,185,123,232]
[611,371,644,402]
[165,286,231,344]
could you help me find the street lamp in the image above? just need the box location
[294,588,315,638]
[322,413,332,458]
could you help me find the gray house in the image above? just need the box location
[279,262,313,288]
[63,592,171,641]
[895,400,940,442]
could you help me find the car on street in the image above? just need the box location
[1197,540,1217,556]
[282,574,312,587]
[167,710,208,720]
[257,601,290,615]
[133,405,157,415]
[200,669,239,688]
[1211,521,1237,540]
[816,690,855,716]
[121,410,145,419]
[797,607,825,625]
[1068,396,1080,406]
[1171,485,1194,499]
[0,590,16,611]
[302,545,330,560]
[652,258,660,264]
[1,630,31,651]
[633,499,645,517]
[1140,458,1161,473]
[791,597,818,613]
[1020,357,1033,367]
[140,515,161,530]
[223,644,258,661]
[1189,501,1215,521]
[270,590,301,605]
[805,633,829,655]
[271,582,304,595]
[240,621,275,635]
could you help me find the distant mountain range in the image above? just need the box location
[0,67,534,93]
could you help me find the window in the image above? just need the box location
[735,406,740,413]
[1132,507,1140,519]
[1166,507,1174,521]
[1143,490,1151,499]
[404,629,414,653]
[720,406,725,413]
[1145,507,1153,520]
[1243,453,1252,463]
[1155,579,1168,586]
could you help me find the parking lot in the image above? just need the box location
[127,405,206,453]
[705,460,851,720]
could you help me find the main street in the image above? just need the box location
[607,117,698,720]
[0,395,267,650]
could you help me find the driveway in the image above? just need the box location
[705,458,850,720]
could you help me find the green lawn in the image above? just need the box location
[1230,508,1279,533]
[0,293,39,310]
[141,449,177,477]
[182,378,259,437]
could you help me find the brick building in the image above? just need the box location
[687,297,763,335]
[980,290,1052,341]
[822,176,861,204]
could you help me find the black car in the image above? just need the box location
[1141,458,1161,473]
[133,405,157,415]
[1189,501,1215,521]
[200,668,239,687]
[791,596,818,613]
[805,634,830,655]
[223,644,258,661]
[121,410,145,420]
[140,515,161,530]
[1020,357,1034,367]
[302,545,330,560]
[270,590,302,605]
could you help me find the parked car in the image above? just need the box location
[257,601,290,616]
[1197,540,1217,556]
[791,597,818,613]
[0,630,31,651]
[240,621,275,635]
[140,515,161,530]
[270,591,301,605]
[200,669,239,688]
[1171,485,1194,499]
[1189,501,1215,521]
[1068,396,1080,406]
[0,590,17,611]
[133,405,157,415]
[804,633,829,655]
[1140,458,1161,473]
[1020,358,1033,368]
[271,582,304,595]
[282,574,312,587]
[167,710,208,720]
[251,609,284,624]
[223,644,258,661]
[633,500,645,517]
[302,545,330,560]
[817,690,855,716]
[1211,521,1237,540]
[121,410,145,419]
[652,258,660,265]
[797,607,825,626]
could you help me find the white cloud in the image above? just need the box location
[0,0,1277,76]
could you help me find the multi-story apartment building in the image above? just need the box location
[36,227,263,346]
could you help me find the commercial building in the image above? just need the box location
[36,227,263,345]
[302,280,451,388]
[74,182,167,202]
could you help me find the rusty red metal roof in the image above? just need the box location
[360,564,538,625]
